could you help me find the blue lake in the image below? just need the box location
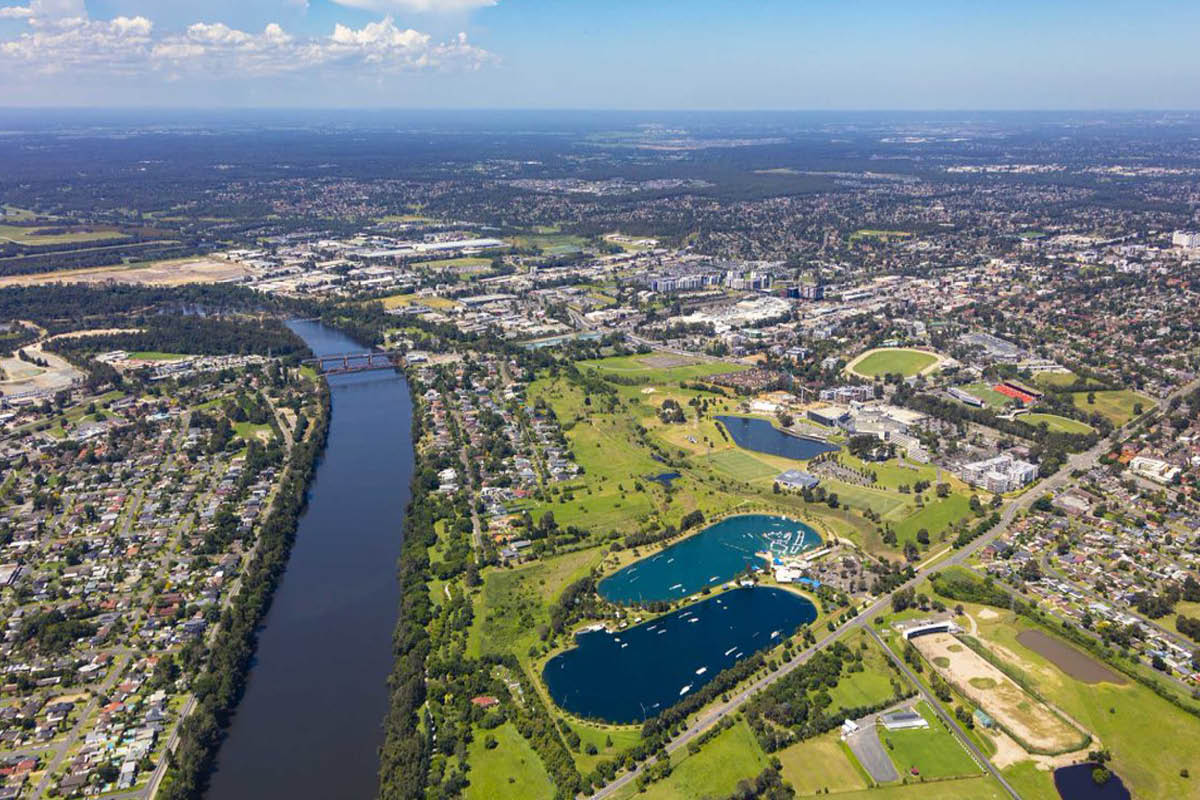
[716,415,839,461]
[543,587,816,723]
[598,514,821,604]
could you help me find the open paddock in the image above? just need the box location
[912,633,1087,755]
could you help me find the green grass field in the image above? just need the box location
[892,494,972,546]
[612,719,767,800]
[963,382,1017,409]
[1071,389,1152,426]
[578,353,745,382]
[464,722,554,800]
[1032,371,1079,388]
[702,448,777,482]
[419,256,493,271]
[850,348,939,378]
[880,702,980,780]
[129,351,187,361]
[0,224,128,246]
[1019,413,1095,435]
[776,731,867,794]
[829,777,1009,799]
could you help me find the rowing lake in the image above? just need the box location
[543,586,816,723]
[598,514,822,604]
[716,414,839,461]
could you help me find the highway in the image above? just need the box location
[587,374,1200,799]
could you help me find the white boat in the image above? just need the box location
[695,667,707,675]
[621,643,628,649]
[770,630,780,639]
[708,575,719,581]
[658,629,666,635]
[724,647,737,656]
[669,583,683,591]
[679,685,692,695]
[667,558,675,564]
[735,652,743,658]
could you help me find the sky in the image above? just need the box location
[0,0,1198,109]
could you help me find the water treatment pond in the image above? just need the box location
[598,514,821,604]
[543,586,816,723]
[716,415,839,461]
[1053,764,1131,800]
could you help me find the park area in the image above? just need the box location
[1071,389,1152,426]
[1018,413,1095,435]
[846,348,942,378]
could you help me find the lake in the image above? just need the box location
[543,586,816,724]
[716,415,839,461]
[598,514,821,604]
[1054,764,1131,800]
[205,321,413,800]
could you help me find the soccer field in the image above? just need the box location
[849,348,940,378]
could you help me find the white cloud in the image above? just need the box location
[0,11,495,79]
[329,0,497,13]
[0,6,32,18]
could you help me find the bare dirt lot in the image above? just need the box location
[637,354,702,369]
[0,258,249,288]
[913,633,1087,754]
[1016,629,1127,685]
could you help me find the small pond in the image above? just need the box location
[716,415,838,461]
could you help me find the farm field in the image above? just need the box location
[1071,389,1151,426]
[880,702,980,780]
[847,348,940,378]
[1019,413,1095,435]
[610,719,767,800]
[463,722,554,800]
[776,731,867,794]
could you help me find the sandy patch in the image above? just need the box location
[978,609,999,620]
[641,387,657,394]
[0,258,248,288]
[913,633,1088,754]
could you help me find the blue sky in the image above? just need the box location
[0,0,1198,108]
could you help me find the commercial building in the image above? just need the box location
[881,711,930,731]
[1129,455,1181,484]
[1171,231,1200,248]
[961,454,1038,493]
[775,469,820,490]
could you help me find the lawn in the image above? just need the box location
[1019,413,1094,435]
[892,494,972,546]
[1071,389,1152,426]
[963,382,1017,410]
[824,480,909,517]
[419,256,493,271]
[849,348,939,378]
[828,631,908,711]
[776,731,867,794]
[567,721,642,775]
[578,353,745,383]
[464,722,554,800]
[1032,371,1079,388]
[1001,760,1059,800]
[612,719,767,800]
[880,702,980,780]
[129,351,188,361]
[702,448,777,482]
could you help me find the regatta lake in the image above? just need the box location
[543,586,816,724]
[598,514,822,604]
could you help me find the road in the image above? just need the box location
[588,374,1200,799]
[865,626,1020,799]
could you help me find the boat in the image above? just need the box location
[688,618,699,623]
[695,667,707,675]
[621,643,628,649]
[735,652,743,658]
[679,685,692,695]
[724,647,737,656]
[657,629,666,635]
[667,558,675,564]
[770,630,780,639]
[669,583,683,591]
[708,575,719,581]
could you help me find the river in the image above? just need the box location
[205,320,413,800]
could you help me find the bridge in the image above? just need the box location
[304,350,406,376]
